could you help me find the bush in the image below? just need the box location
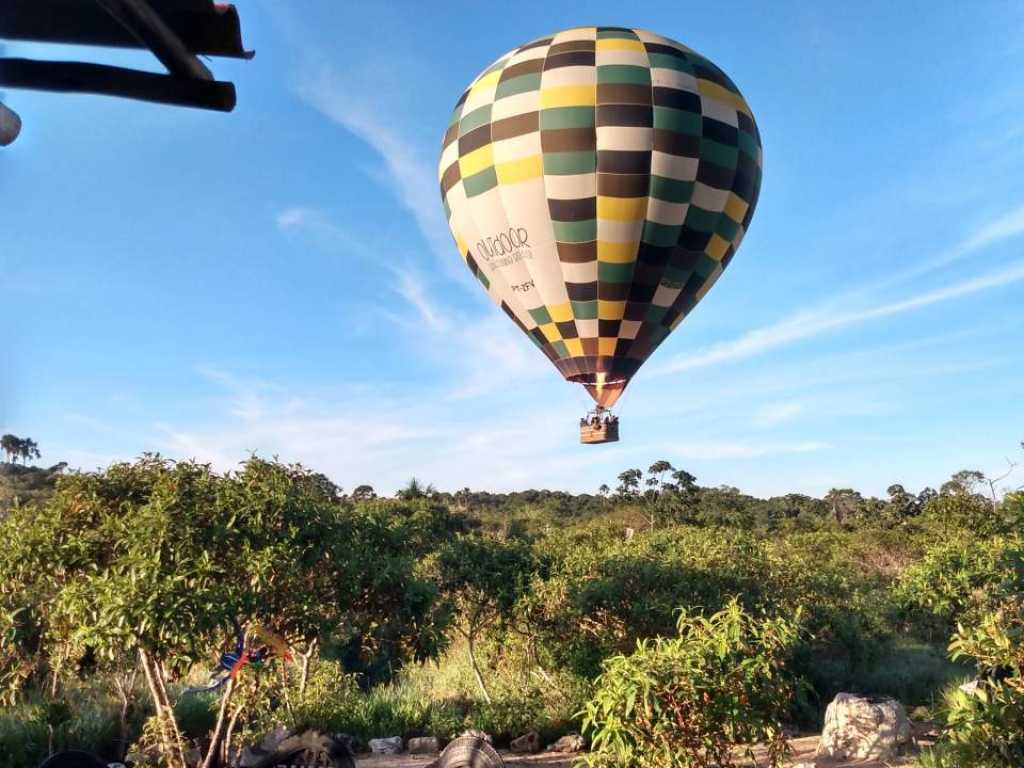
[894,535,1024,640]
[923,600,1024,768]
[581,599,803,768]
[0,685,138,768]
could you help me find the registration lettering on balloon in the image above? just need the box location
[511,280,535,293]
[476,226,533,269]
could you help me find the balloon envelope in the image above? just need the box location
[439,27,761,407]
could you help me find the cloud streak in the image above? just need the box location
[654,259,1024,375]
[293,66,456,275]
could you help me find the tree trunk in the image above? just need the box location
[154,659,189,767]
[138,650,174,764]
[200,676,235,768]
[139,651,188,768]
[221,706,241,766]
[114,668,138,761]
[278,658,294,723]
[466,631,492,704]
[297,637,317,699]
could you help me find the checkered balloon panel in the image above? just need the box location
[439,27,761,407]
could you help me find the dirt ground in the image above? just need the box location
[354,733,931,767]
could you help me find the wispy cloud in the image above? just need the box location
[655,259,1024,375]
[959,204,1024,254]
[150,369,590,493]
[293,66,457,276]
[878,202,1024,289]
[751,401,804,429]
[668,439,827,461]
[391,267,446,332]
[275,205,375,261]
[275,205,549,402]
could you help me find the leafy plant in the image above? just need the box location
[923,600,1024,768]
[581,599,803,768]
[894,535,1024,639]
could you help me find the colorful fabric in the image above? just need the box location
[439,27,762,407]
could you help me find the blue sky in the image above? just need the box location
[2,1,1023,497]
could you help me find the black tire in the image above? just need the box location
[38,752,107,768]
[436,735,504,768]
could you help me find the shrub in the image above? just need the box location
[581,599,803,768]
[894,535,1024,640]
[923,600,1024,768]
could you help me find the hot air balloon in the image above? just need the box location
[438,27,761,443]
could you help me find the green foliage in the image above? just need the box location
[290,659,462,745]
[895,534,1024,639]
[924,601,1024,768]
[1,434,41,465]
[582,600,802,768]
[0,681,142,767]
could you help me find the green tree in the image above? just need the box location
[0,435,18,463]
[886,483,919,522]
[432,533,534,703]
[616,469,642,501]
[582,599,803,768]
[350,484,376,501]
[397,477,436,500]
[0,457,446,768]
[16,438,40,465]
[824,488,861,526]
[894,534,1024,639]
[924,600,1024,768]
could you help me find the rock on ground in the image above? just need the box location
[370,736,405,755]
[817,693,914,761]
[407,736,440,754]
[545,734,584,753]
[510,731,540,753]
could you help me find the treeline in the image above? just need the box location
[0,451,1021,767]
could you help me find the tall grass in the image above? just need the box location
[0,681,145,768]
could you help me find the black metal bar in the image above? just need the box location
[95,0,213,80]
[0,58,236,112]
[0,0,253,59]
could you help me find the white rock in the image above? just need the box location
[369,736,404,754]
[510,731,540,753]
[817,693,914,761]
[407,736,440,754]
[546,733,585,753]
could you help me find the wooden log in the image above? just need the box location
[0,58,236,112]
[95,0,213,80]
[0,103,22,146]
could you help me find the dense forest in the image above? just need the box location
[0,439,1021,767]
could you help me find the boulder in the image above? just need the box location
[546,733,585,753]
[369,736,404,754]
[260,724,290,752]
[817,693,914,761]
[240,745,267,767]
[510,731,540,753]
[407,736,441,754]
